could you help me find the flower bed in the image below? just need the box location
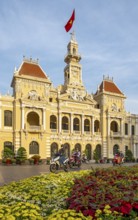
[0,166,137,219]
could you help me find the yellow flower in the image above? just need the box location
[63,213,68,218]
[67,217,74,220]
[104,205,110,209]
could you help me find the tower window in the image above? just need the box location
[73,48,76,54]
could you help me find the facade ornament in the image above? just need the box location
[111,103,118,112]
[70,89,84,101]
[28,90,39,100]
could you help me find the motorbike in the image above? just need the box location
[112,154,123,166]
[69,153,81,168]
[49,154,69,173]
[81,154,89,163]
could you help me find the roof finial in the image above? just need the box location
[70,30,76,42]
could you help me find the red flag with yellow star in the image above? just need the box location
[64,10,75,32]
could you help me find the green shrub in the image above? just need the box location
[16,147,27,163]
[2,147,14,159]
[125,149,133,162]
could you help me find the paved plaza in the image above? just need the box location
[0,162,137,186]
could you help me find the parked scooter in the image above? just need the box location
[81,154,89,163]
[69,152,81,168]
[112,154,123,166]
[50,154,69,173]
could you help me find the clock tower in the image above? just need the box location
[64,32,85,94]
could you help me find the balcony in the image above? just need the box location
[110,131,122,137]
[26,125,43,133]
[84,131,91,135]
[62,130,69,133]
[94,132,101,136]
[51,129,57,133]
[74,131,80,134]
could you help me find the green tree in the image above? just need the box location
[16,147,27,163]
[125,149,133,162]
[93,149,100,163]
[2,147,14,159]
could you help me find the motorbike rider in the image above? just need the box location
[120,151,124,163]
[58,145,66,164]
[73,148,81,163]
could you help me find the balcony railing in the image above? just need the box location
[51,129,57,132]
[110,131,122,137]
[74,130,80,134]
[62,130,69,133]
[29,126,41,130]
[94,132,101,136]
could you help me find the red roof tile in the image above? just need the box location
[99,80,123,95]
[19,62,47,79]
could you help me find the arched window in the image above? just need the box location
[132,125,135,135]
[73,48,76,54]
[27,112,39,126]
[110,121,118,132]
[51,142,58,157]
[125,146,128,156]
[74,143,81,153]
[84,119,90,132]
[73,118,80,131]
[113,144,119,155]
[50,115,57,129]
[95,144,102,159]
[29,141,39,154]
[85,144,92,160]
[62,143,70,157]
[125,123,128,135]
[4,110,12,126]
[94,120,100,132]
[4,141,14,151]
[62,116,69,130]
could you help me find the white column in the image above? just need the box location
[43,108,46,130]
[136,119,138,135]
[121,118,123,135]
[70,113,73,133]
[92,116,94,135]
[0,108,1,129]
[59,112,61,133]
[107,114,110,135]
[133,143,136,158]
[22,105,24,129]
[129,120,131,136]
[82,115,84,134]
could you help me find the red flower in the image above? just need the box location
[120,202,132,215]
[83,209,95,217]
[133,202,138,210]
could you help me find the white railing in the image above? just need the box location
[29,126,41,130]
[51,129,57,132]
[62,130,69,133]
[74,131,80,134]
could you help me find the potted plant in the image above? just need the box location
[29,158,34,165]
[16,147,27,164]
[31,155,41,164]
[46,157,50,165]
[11,158,16,165]
[6,158,12,165]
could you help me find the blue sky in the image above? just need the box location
[0,0,138,114]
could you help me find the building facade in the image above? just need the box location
[0,34,138,160]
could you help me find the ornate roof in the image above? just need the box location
[18,59,47,79]
[95,76,123,95]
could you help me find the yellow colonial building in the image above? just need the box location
[0,33,138,160]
